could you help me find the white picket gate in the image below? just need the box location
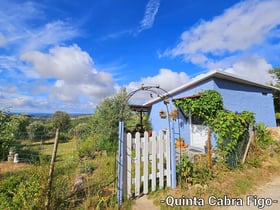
[125,130,171,198]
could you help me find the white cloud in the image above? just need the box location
[20,44,116,104]
[224,55,273,84]
[167,0,280,60]
[0,1,78,53]
[21,44,96,83]
[21,21,78,52]
[164,0,280,83]
[138,0,160,33]
[125,69,190,104]
[0,1,114,113]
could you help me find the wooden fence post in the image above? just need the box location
[242,131,253,164]
[45,128,59,210]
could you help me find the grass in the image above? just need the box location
[0,136,120,209]
[144,145,280,210]
[2,129,280,209]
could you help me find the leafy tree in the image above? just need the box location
[51,111,70,132]
[91,88,131,152]
[26,120,46,141]
[269,67,280,113]
[0,111,30,160]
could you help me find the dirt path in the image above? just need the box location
[132,195,160,210]
[218,175,280,210]
[133,176,280,210]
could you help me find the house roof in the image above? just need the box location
[143,70,279,106]
[172,93,204,102]
[129,104,151,112]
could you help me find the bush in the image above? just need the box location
[0,166,47,210]
[78,135,102,158]
[256,123,275,149]
[176,155,193,184]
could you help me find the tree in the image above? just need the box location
[26,121,46,141]
[0,111,30,160]
[269,67,280,113]
[91,88,131,152]
[51,111,70,132]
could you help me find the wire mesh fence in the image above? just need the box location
[0,130,77,163]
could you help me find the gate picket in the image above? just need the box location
[126,130,171,198]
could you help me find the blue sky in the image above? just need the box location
[0,0,280,113]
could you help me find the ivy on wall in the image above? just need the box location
[174,90,223,121]
[174,90,255,167]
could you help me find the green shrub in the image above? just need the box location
[256,123,275,148]
[0,166,47,210]
[78,135,102,158]
[176,155,193,184]
[192,159,212,184]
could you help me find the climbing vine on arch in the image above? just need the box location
[174,90,255,167]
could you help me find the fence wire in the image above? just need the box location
[0,130,73,163]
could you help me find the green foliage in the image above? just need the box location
[192,159,212,184]
[78,135,102,158]
[91,88,131,152]
[174,90,256,167]
[256,123,275,148]
[0,111,30,160]
[125,113,152,133]
[73,122,92,141]
[0,166,47,210]
[269,67,280,112]
[26,120,55,142]
[210,110,255,158]
[26,120,46,141]
[176,155,193,182]
[177,155,212,185]
[51,111,70,132]
[174,90,223,121]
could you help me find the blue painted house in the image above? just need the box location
[143,70,278,151]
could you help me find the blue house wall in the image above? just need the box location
[149,79,216,146]
[147,76,276,148]
[213,78,276,127]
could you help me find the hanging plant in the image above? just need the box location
[169,109,178,120]
[159,110,167,118]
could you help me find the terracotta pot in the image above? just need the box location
[176,140,184,147]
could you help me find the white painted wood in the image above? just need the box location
[143,132,149,194]
[159,131,164,189]
[127,133,132,198]
[135,132,141,196]
[151,131,157,191]
[125,130,172,197]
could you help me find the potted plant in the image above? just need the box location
[176,138,184,147]
[176,138,188,148]
[159,110,167,118]
[169,109,178,120]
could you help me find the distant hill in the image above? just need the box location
[11,112,92,120]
